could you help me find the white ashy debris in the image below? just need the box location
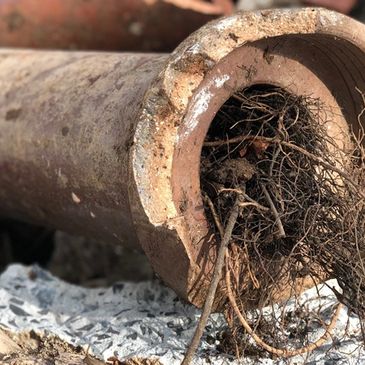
[215,15,238,31]
[214,75,230,88]
[181,87,213,140]
[0,264,364,364]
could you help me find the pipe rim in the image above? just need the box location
[132,8,365,306]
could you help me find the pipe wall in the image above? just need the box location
[0,50,167,248]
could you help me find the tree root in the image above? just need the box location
[181,197,241,365]
[225,264,344,358]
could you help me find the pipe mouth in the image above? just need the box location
[133,8,365,306]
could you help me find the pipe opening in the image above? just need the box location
[199,82,364,315]
[169,30,365,310]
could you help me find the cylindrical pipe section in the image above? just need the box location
[0,50,168,248]
[0,8,364,307]
[0,0,232,51]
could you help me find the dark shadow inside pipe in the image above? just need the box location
[0,220,153,285]
[0,219,55,271]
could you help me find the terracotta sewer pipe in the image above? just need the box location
[0,8,364,307]
[0,0,233,51]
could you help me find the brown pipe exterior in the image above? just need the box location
[0,0,233,52]
[0,8,364,307]
[0,50,168,249]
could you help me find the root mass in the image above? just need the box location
[196,84,365,359]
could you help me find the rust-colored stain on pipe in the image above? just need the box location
[0,8,364,307]
[0,0,233,51]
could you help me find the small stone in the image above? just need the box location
[72,192,81,204]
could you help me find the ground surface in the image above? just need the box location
[0,264,364,365]
[0,326,161,365]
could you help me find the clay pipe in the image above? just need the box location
[0,8,364,307]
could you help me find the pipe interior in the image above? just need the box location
[251,33,365,140]
[173,32,365,268]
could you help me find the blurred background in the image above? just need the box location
[0,0,364,287]
[0,0,363,52]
